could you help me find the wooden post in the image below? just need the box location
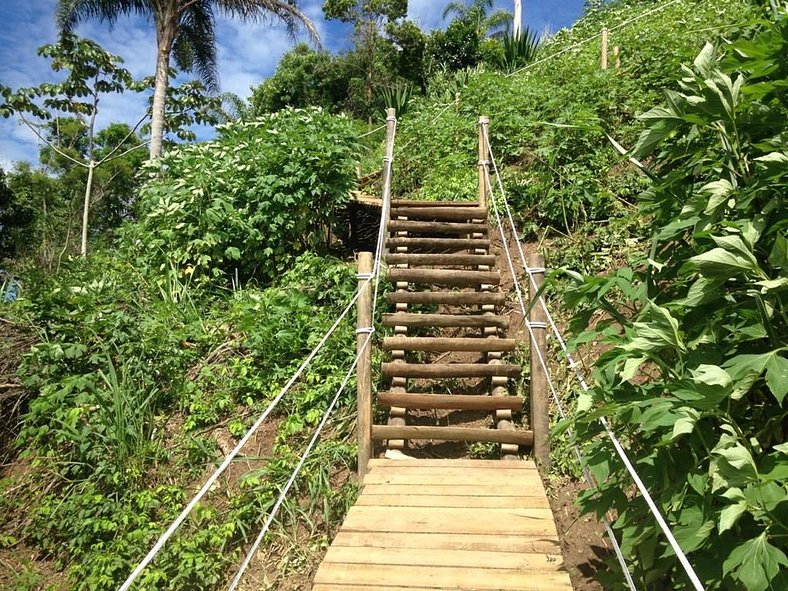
[381,108,396,257]
[356,251,374,480]
[613,45,621,72]
[478,116,489,209]
[527,253,549,469]
[600,28,609,70]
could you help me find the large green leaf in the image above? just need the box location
[722,533,788,591]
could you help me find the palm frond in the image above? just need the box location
[218,0,321,48]
[175,0,219,91]
[441,1,468,21]
[56,0,150,32]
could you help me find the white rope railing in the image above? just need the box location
[119,114,398,591]
[226,332,373,590]
[483,126,705,591]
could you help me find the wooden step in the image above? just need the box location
[378,392,524,411]
[385,253,495,266]
[391,200,480,208]
[382,363,521,378]
[388,268,499,287]
[381,313,507,329]
[386,238,490,251]
[385,292,505,306]
[382,336,516,352]
[390,207,488,222]
[387,221,488,235]
[371,425,533,446]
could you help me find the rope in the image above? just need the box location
[506,0,686,77]
[483,127,705,591]
[117,279,370,591]
[226,114,397,589]
[226,332,374,590]
[356,124,386,139]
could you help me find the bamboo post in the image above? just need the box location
[600,28,609,70]
[478,116,489,208]
[528,253,549,468]
[613,45,621,72]
[356,251,374,480]
[381,108,396,257]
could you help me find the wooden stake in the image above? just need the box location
[600,28,609,70]
[613,45,621,72]
[356,251,374,481]
[528,253,549,469]
[381,108,396,257]
[478,116,489,209]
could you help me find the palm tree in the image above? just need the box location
[513,0,522,38]
[57,1,319,160]
[441,0,512,38]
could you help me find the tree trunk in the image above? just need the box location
[149,46,171,160]
[514,0,522,38]
[80,160,95,257]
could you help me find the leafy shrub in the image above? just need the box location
[566,12,787,590]
[126,107,359,283]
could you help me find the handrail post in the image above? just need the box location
[356,251,374,481]
[600,27,609,70]
[381,108,396,256]
[528,253,550,469]
[478,115,490,208]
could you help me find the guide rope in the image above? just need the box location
[483,126,705,591]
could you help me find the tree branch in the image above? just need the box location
[97,111,150,165]
[18,113,87,169]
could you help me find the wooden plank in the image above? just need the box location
[388,220,489,234]
[381,363,520,378]
[388,268,499,287]
[313,564,572,589]
[322,546,563,570]
[330,531,561,554]
[377,392,523,411]
[385,253,496,266]
[381,313,508,329]
[382,336,515,352]
[386,238,490,250]
[360,484,545,497]
[390,207,488,221]
[362,468,542,484]
[391,199,480,207]
[385,291,505,306]
[371,425,533,446]
[355,494,550,508]
[367,458,535,469]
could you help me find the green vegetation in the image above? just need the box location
[1,1,785,590]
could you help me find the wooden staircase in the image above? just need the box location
[371,200,533,454]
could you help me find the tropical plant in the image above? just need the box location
[57,0,319,160]
[380,82,412,116]
[499,27,540,72]
[441,0,512,38]
[566,10,787,590]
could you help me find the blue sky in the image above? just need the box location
[0,1,584,169]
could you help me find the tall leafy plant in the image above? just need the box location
[566,9,787,591]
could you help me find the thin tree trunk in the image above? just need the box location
[81,160,95,257]
[150,46,171,160]
[514,0,522,38]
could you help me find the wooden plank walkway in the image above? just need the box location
[312,459,573,590]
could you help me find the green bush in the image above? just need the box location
[566,11,787,590]
[126,107,359,283]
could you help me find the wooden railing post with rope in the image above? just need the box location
[528,253,549,467]
[381,107,397,256]
[356,251,373,481]
[478,116,490,208]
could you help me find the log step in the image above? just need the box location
[386,238,490,251]
[388,269,500,287]
[381,313,507,329]
[385,253,496,267]
[378,392,524,411]
[386,292,505,306]
[371,425,533,446]
[390,207,488,222]
[391,200,480,208]
[387,221,488,235]
[382,337,516,352]
[382,363,521,378]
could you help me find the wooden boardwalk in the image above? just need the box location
[312,459,573,590]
